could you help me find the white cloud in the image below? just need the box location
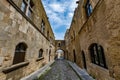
[69,0,77,11]
[68,12,73,18]
[42,0,78,40]
[49,3,65,13]
[54,32,65,40]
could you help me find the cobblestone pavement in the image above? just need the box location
[39,60,80,80]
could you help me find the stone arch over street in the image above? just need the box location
[55,49,65,59]
[55,40,66,59]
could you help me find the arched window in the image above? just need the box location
[13,42,27,64]
[89,43,107,68]
[39,49,43,58]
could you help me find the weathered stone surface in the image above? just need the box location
[0,12,4,20]
[0,57,4,66]
[65,0,120,80]
[0,0,55,80]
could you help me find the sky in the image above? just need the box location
[41,0,78,40]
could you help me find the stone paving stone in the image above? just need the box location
[39,60,80,80]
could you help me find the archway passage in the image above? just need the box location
[55,49,64,60]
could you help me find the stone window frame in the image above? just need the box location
[85,0,93,17]
[21,0,34,19]
[89,43,108,69]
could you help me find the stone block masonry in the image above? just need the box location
[0,0,55,80]
[65,0,120,80]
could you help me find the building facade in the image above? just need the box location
[65,0,120,80]
[0,0,55,80]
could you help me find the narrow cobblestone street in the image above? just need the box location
[39,60,81,80]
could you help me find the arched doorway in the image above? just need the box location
[73,49,76,63]
[55,49,64,59]
[81,51,87,69]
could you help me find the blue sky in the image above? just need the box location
[42,0,78,40]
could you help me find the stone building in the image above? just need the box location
[55,40,66,59]
[0,0,55,80]
[65,0,120,80]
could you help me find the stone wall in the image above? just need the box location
[65,0,120,80]
[0,0,55,80]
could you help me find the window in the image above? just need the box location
[21,0,27,13]
[85,0,93,17]
[21,0,34,18]
[58,43,61,47]
[47,31,49,39]
[41,20,45,33]
[13,42,27,64]
[27,8,32,18]
[39,49,43,58]
[89,43,107,68]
